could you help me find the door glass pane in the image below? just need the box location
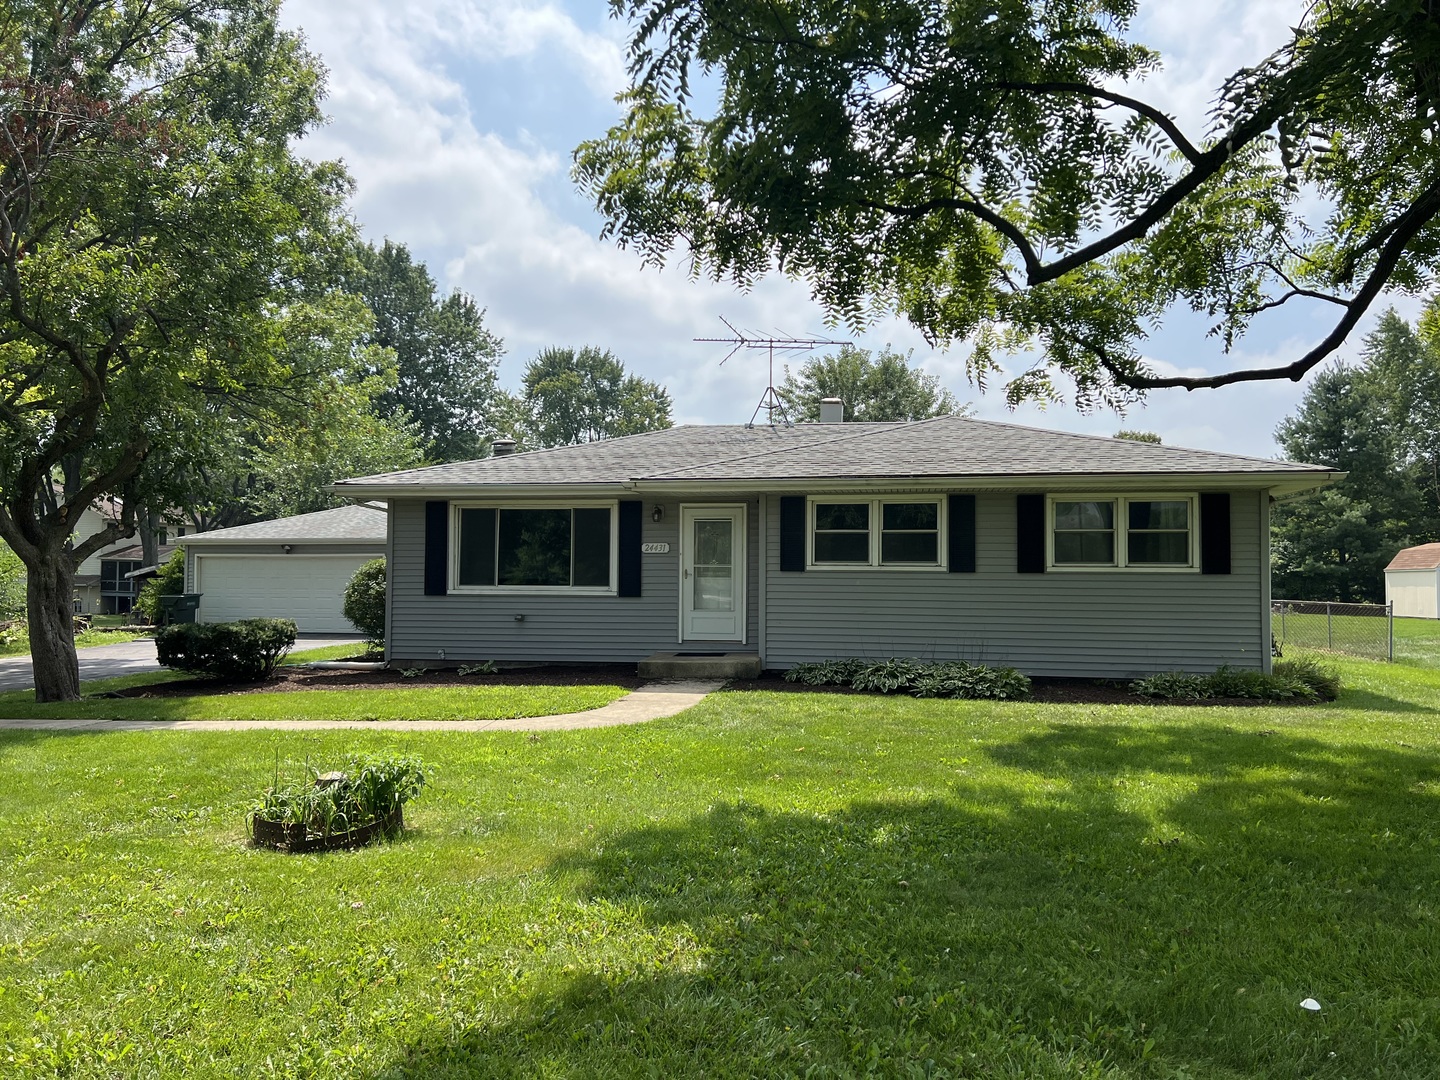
[882,503,938,530]
[693,519,733,611]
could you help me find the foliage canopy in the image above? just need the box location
[576,0,1440,408]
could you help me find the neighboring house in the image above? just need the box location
[1385,543,1440,619]
[331,415,1337,677]
[70,496,196,615]
[182,504,386,633]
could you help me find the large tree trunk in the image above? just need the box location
[139,508,161,568]
[27,555,80,703]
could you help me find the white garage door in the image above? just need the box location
[195,554,376,633]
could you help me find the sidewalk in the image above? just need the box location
[0,679,723,733]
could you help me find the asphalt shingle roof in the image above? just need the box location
[182,504,387,544]
[333,416,1330,491]
[1386,543,1440,571]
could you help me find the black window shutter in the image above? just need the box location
[424,501,448,595]
[1200,492,1231,574]
[948,494,976,573]
[1016,493,1046,573]
[780,496,805,572]
[618,500,643,596]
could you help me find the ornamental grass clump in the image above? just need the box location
[250,756,426,847]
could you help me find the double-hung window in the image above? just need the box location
[809,497,943,568]
[1048,495,1196,570]
[453,504,615,590]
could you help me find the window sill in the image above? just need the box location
[804,563,949,572]
[449,586,618,596]
[1044,564,1200,573]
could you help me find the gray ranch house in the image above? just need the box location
[332,415,1336,677]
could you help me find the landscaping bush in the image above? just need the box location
[910,660,1032,700]
[343,558,386,645]
[1129,671,1210,700]
[155,618,297,681]
[850,657,927,693]
[783,658,865,686]
[135,547,186,622]
[250,755,426,843]
[1131,664,1335,701]
[785,656,1031,700]
[1273,656,1343,701]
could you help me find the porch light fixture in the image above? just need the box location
[651,505,664,523]
[282,544,293,554]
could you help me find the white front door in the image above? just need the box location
[680,505,745,642]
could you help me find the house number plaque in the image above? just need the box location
[641,542,670,554]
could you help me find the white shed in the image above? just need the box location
[1385,543,1440,619]
[182,504,387,633]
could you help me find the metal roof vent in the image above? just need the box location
[819,398,844,424]
[491,437,517,457]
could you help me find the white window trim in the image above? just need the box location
[806,495,948,570]
[449,500,620,594]
[1046,493,1200,572]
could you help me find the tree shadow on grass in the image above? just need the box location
[369,724,1440,1078]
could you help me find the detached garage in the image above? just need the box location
[1385,543,1440,619]
[182,504,387,633]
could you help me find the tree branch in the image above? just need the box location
[990,81,1203,164]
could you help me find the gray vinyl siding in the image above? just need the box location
[388,498,759,664]
[763,490,1268,677]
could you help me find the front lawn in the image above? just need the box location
[0,678,627,722]
[2,655,1438,1077]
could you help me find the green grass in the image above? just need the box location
[284,642,378,664]
[0,680,626,722]
[2,654,1439,1077]
[0,627,153,659]
[1393,616,1440,667]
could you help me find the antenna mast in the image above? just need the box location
[695,316,850,428]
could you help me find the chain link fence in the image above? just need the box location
[1271,600,1394,661]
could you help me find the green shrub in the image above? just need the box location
[250,755,426,840]
[0,544,25,622]
[850,657,927,693]
[342,558,386,645]
[136,548,186,621]
[1129,671,1209,699]
[911,660,1031,700]
[155,618,297,681]
[1273,657,1343,701]
[783,658,864,686]
[1131,664,1333,701]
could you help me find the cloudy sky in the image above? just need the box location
[280,0,1418,458]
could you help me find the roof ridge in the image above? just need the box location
[956,415,1315,469]
[642,416,952,479]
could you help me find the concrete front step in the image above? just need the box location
[638,651,763,679]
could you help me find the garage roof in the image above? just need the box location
[183,503,386,545]
[1386,543,1440,571]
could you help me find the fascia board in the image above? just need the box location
[329,470,1341,501]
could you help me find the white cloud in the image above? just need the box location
[279,0,1400,462]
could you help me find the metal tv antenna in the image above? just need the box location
[695,316,850,428]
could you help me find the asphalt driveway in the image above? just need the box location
[0,635,366,692]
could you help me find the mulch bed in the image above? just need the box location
[98,663,647,699]
[721,675,1306,707]
[98,662,1307,707]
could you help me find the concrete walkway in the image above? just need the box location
[0,679,723,733]
[0,635,365,692]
